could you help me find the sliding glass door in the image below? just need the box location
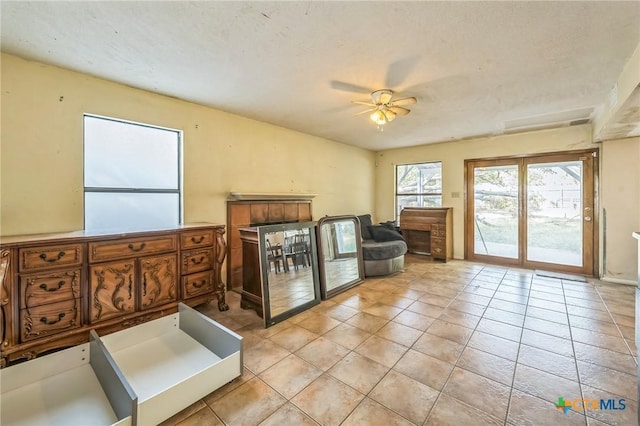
[466,150,596,275]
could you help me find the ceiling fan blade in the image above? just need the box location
[390,97,417,106]
[388,106,411,115]
[383,110,397,122]
[351,101,376,107]
[353,108,377,116]
[330,80,372,94]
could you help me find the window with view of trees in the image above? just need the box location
[84,114,182,231]
[395,162,443,222]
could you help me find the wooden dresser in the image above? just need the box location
[400,207,453,262]
[0,223,227,367]
[227,194,313,291]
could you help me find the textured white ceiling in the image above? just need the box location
[2,1,639,150]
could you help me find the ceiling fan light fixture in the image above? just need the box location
[384,109,396,122]
[370,110,386,125]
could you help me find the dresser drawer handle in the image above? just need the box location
[191,280,207,289]
[40,312,65,325]
[128,242,146,252]
[39,251,65,263]
[191,236,205,244]
[40,281,65,292]
[190,256,206,265]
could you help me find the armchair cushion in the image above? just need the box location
[368,225,405,242]
[357,214,374,240]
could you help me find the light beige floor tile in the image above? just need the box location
[426,393,502,426]
[323,303,359,321]
[296,313,342,335]
[573,341,637,374]
[523,316,571,339]
[476,317,523,342]
[322,323,372,349]
[354,334,408,368]
[507,389,587,426]
[375,321,422,347]
[412,332,464,364]
[406,300,445,318]
[291,374,364,426]
[258,402,318,426]
[208,377,286,425]
[295,336,350,370]
[467,330,520,361]
[362,302,404,320]
[393,349,455,390]
[159,400,208,426]
[456,346,516,386]
[172,406,225,426]
[369,370,439,425]
[520,328,575,357]
[268,325,319,352]
[393,310,436,331]
[512,363,582,406]
[442,367,510,421]
[581,385,638,425]
[258,354,323,399]
[427,319,474,344]
[576,361,637,401]
[438,308,482,328]
[328,351,390,394]
[243,338,291,374]
[518,344,579,381]
[345,312,389,333]
[342,397,415,426]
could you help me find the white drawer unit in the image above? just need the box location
[0,304,242,426]
[99,303,243,426]
[1,334,135,426]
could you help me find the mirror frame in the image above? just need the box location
[317,215,365,300]
[258,221,321,328]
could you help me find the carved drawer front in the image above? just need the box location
[89,260,136,324]
[20,269,80,308]
[182,271,214,299]
[431,237,445,248]
[181,230,214,250]
[182,248,213,275]
[140,254,178,310]
[19,244,83,272]
[20,298,80,342]
[89,235,178,263]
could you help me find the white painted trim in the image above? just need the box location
[600,276,636,285]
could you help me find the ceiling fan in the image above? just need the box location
[353,89,417,129]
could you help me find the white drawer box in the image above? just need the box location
[99,303,243,426]
[1,334,135,426]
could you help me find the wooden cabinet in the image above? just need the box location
[227,196,313,291]
[0,223,227,367]
[400,208,453,262]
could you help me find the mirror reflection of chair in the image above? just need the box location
[284,234,310,270]
[266,239,285,274]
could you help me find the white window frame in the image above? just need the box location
[395,161,443,223]
[83,114,183,231]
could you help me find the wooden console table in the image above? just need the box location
[400,207,452,262]
[0,223,227,367]
[227,194,313,291]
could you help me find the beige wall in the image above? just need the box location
[601,137,640,283]
[0,53,376,236]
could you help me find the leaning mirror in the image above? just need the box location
[317,215,364,299]
[258,222,321,327]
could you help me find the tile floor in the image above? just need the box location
[161,255,638,425]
